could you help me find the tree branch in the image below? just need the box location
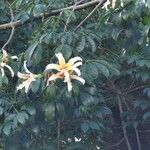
[0,0,106,31]
[74,0,106,31]
[2,3,15,50]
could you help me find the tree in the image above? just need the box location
[0,0,150,149]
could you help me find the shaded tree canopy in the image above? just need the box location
[0,0,150,149]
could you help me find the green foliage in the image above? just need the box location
[0,0,150,149]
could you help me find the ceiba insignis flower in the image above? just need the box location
[45,53,85,92]
[17,61,38,93]
[0,50,15,77]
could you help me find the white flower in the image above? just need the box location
[17,61,38,93]
[0,50,14,77]
[45,53,85,92]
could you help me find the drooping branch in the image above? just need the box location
[2,3,15,50]
[0,0,107,31]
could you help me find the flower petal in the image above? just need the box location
[68,56,82,65]
[55,53,66,67]
[70,75,85,84]
[45,64,60,71]
[67,81,72,92]
[46,73,62,86]
[1,68,5,77]
[72,67,81,76]
[5,65,14,77]
[24,61,31,74]
[2,50,8,59]
[11,56,19,61]
[63,70,70,83]
[72,62,82,68]
[17,72,28,79]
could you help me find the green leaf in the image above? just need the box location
[143,112,150,120]
[55,44,72,60]
[31,79,41,93]
[3,122,12,135]
[45,104,55,122]
[77,36,86,52]
[24,42,38,60]
[17,112,29,124]
[0,107,3,115]
[81,122,89,133]
[33,4,47,16]
[44,84,57,100]
[26,106,36,115]
[87,36,96,53]
[89,121,100,130]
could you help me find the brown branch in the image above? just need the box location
[0,0,106,31]
[64,0,85,31]
[106,137,125,149]
[117,95,132,150]
[74,0,106,31]
[2,3,15,50]
[135,127,142,150]
[57,118,61,150]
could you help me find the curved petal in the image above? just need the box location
[68,56,82,65]
[63,70,70,83]
[2,50,8,59]
[70,75,85,84]
[24,61,31,74]
[67,81,72,92]
[24,80,32,93]
[0,62,6,67]
[72,62,82,68]
[55,53,66,67]
[5,65,14,77]
[46,73,62,86]
[45,64,60,71]
[17,72,28,79]
[11,56,19,61]
[1,68,5,77]
[72,67,81,76]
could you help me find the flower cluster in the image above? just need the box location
[9,53,85,93]
[0,50,18,78]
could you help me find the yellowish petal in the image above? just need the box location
[68,57,82,65]
[55,53,66,67]
[5,65,14,77]
[1,68,5,77]
[0,62,6,67]
[45,64,60,71]
[2,50,8,59]
[70,75,85,84]
[46,73,62,86]
[63,70,70,83]
[17,72,28,79]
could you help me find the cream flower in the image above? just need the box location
[17,61,38,93]
[45,53,85,92]
[0,50,14,77]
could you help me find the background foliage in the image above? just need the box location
[0,0,150,149]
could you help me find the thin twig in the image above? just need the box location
[2,3,15,51]
[117,95,132,150]
[64,0,85,31]
[57,118,61,150]
[134,127,142,150]
[0,0,106,31]
[74,0,106,31]
[106,137,125,149]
